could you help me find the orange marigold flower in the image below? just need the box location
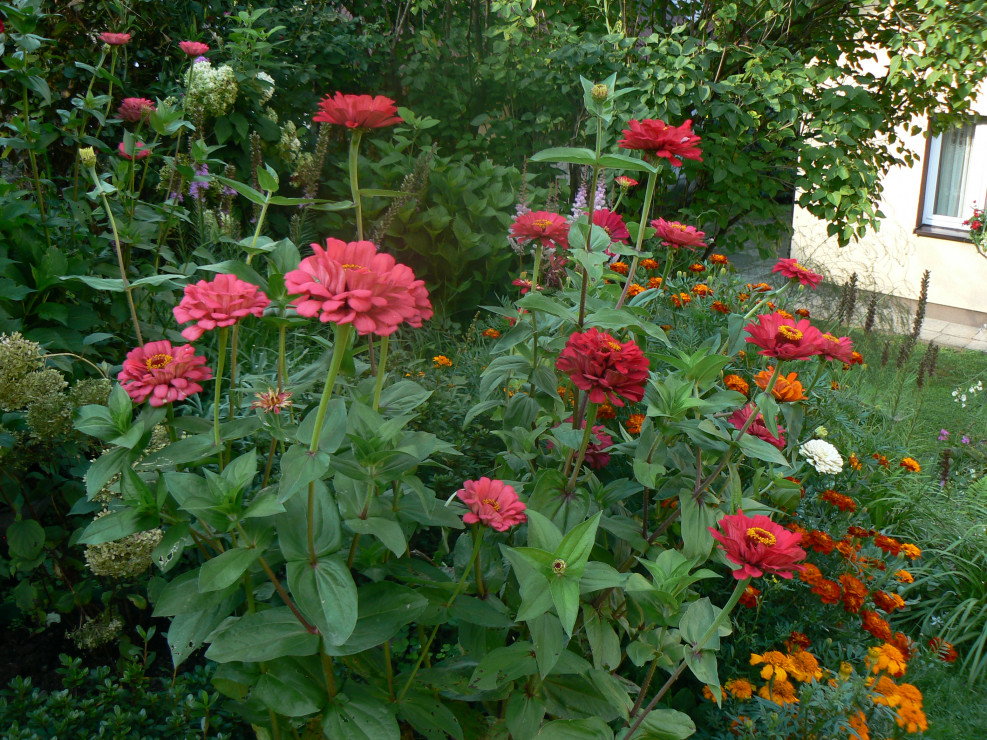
[820,489,857,513]
[785,631,811,652]
[867,643,907,677]
[692,283,712,296]
[776,309,795,320]
[641,258,661,270]
[896,702,929,733]
[870,675,902,707]
[754,368,806,402]
[894,569,914,584]
[689,262,706,273]
[709,253,729,265]
[648,276,664,289]
[803,529,836,555]
[626,413,645,435]
[873,453,889,468]
[900,543,921,560]
[845,710,870,740]
[659,324,673,332]
[795,308,811,318]
[671,292,692,308]
[702,685,727,702]
[813,578,843,604]
[836,538,860,561]
[929,637,958,663]
[739,584,761,608]
[861,609,893,642]
[750,651,791,681]
[891,631,916,661]
[847,525,870,538]
[849,453,862,470]
[747,282,772,293]
[839,574,868,613]
[597,402,617,420]
[738,292,750,302]
[798,562,824,585]
[482,328,501,339]
[766,301,777,311]
[831,381,840,390]
[710,300,731,313]
[610,261,629,275]
[757,678,799,705]
[874,534,901,556]
[873,590,906,614]
[787,650,823,683]
[900,457,921,472]
[723,374,750,395]
[725,678,754,699]
[627,283,645,297]
[433,355,453,368]
[850,350,864,365]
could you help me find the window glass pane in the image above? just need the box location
[933,125,975,217]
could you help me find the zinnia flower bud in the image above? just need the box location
[79,147,97,168]
[591,84,609,101]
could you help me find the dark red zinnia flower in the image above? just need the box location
[618,118,702,166]
[592,209,630,243]
[708,511,806,580]
[510,210,569,249]
[555,328,649,408]
[728,404,786,450]
[313,92,403,129]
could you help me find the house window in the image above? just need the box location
[921,121,987,231]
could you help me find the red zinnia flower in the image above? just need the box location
[592,209,630,243]
[618,118,703,166]
[771,258,823,289]
[727,404,786,450]
[818,333,855,363]
[117,141,150,160]
[615,175,638,188]
[739,585,761,608]
[313,92,403,129]
[708,510,807,580]
[118,97,156,123]
[99,32,132,46]
[173,273,270,341]
[510,211,569,249]
[118,340,213,407]
[555,328,649,408]
[650,218,707,249]
[179,41,210,57]
[284,238,432,335]
[455,477,527,531]
[744,312,827,360]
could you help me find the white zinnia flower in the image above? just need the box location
[799,439,843,474]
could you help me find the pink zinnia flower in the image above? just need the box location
[118,97,156,123]
[99,32,132,46]
[284,238,432,335]
[818,333,855,363]
[173,273,270,341]
[772,258,823,289]
[456,477,527,531]
[313,92,403,129]
[709,510,807,580]
[651,218,707,250]
[118,340,213,407]
[252,388,293,414]
[744,312,827,360]
[117,141,150,160]
[593,209,630,243]
[618,118,703,166]
[510,211,569,250]
[179,41,210,57]
[728,404,786,450]
[556,328,649,408]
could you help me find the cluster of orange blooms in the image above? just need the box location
[606,255,737,313]
[723,368,810,403]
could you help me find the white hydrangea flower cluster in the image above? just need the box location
[799,438,844,474]
[84,511,163,579]
[256,71,275,103]
[186,61,239,118]
[279,121,302,163]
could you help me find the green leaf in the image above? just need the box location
[73,405,119,441]
[684,648,719,687]
[583,607,621,671]
[323,581,428,656]
[321,693,400,740]
[253,660,328,717]
[506,692,546,740]
[526,509,563,552]
[279,445,332,501]
[79,507,157,545]
[735,433,790,467]
[152,570,238,617]
[344,517,406,557]
[85,446,134,498]
[530,146,598,166]
[197,546,263,592]
[277,481,341,559]
[205,608,319,663]
[167,598,237,668]
[287,555,358,646]
[469,642,537,691]
[256,164,280,193]
[549,577,581,636]
[537,718,614,739]
[623,708,696,740]
[295,399,348,452]
[555,512,602,578]
[378,381,433,415]
[596,153,657,173]
[530,613,566,677]
[6,520,46,560]
[679,493,716,561]
[397,691,464,739]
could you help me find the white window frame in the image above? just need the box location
[921,120,987,230]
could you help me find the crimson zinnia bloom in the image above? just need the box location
[313,92,403,129]
[771,258,823,289]
[619,118,702,166]
[510,211,569,249]
[708,511,806,580]
[728,404,786,450]
[555,328,649,407]
[284,238,432,335]
[118,340,213,407]
[650,218,707,250]
[744,312,826,360]
[615,175,638,188]
[456,477,527,531]
[99,32,132,46]
[173,273,270,341]
[117,141,150,160]
[592,209,630,243]
[118,97,156,123]
[818,333,854,363]
[179,41,210,56]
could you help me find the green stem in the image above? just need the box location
[566,403,599,492]
[577,116,604,329]
[529,244,543,373]
[616,168,660,310]
[397,530,483,702]
[22,88,51,249]
[348,130,365,240]
[308,324,353,454]
[228,325,239,422]
[472,525,487,598]
[277,324,287,392]
[372,335,390,411]
[213,327,229,448]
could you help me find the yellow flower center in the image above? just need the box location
[746,527,777,546]
[481,498,501,512]
[791,261,806,271]
[823,333,839,343]
[605,340,622,351]
[341,263,364,270]
[532,219,554,230]
[671,223,687,231]
[777,325,803,342]
[145,353,173,370]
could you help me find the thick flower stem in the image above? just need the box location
[348,130,365,240]
[529,244,543,373]
[615,168,659,310]
[397,531,483,703]
[472,524,487,598]
[213,327,229,449]
[742,280,791,321]
[577,116,605,329]
[627,577,751,733]
[372,335,389,411]
[228,326,239,422]
[566,403,599,492]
